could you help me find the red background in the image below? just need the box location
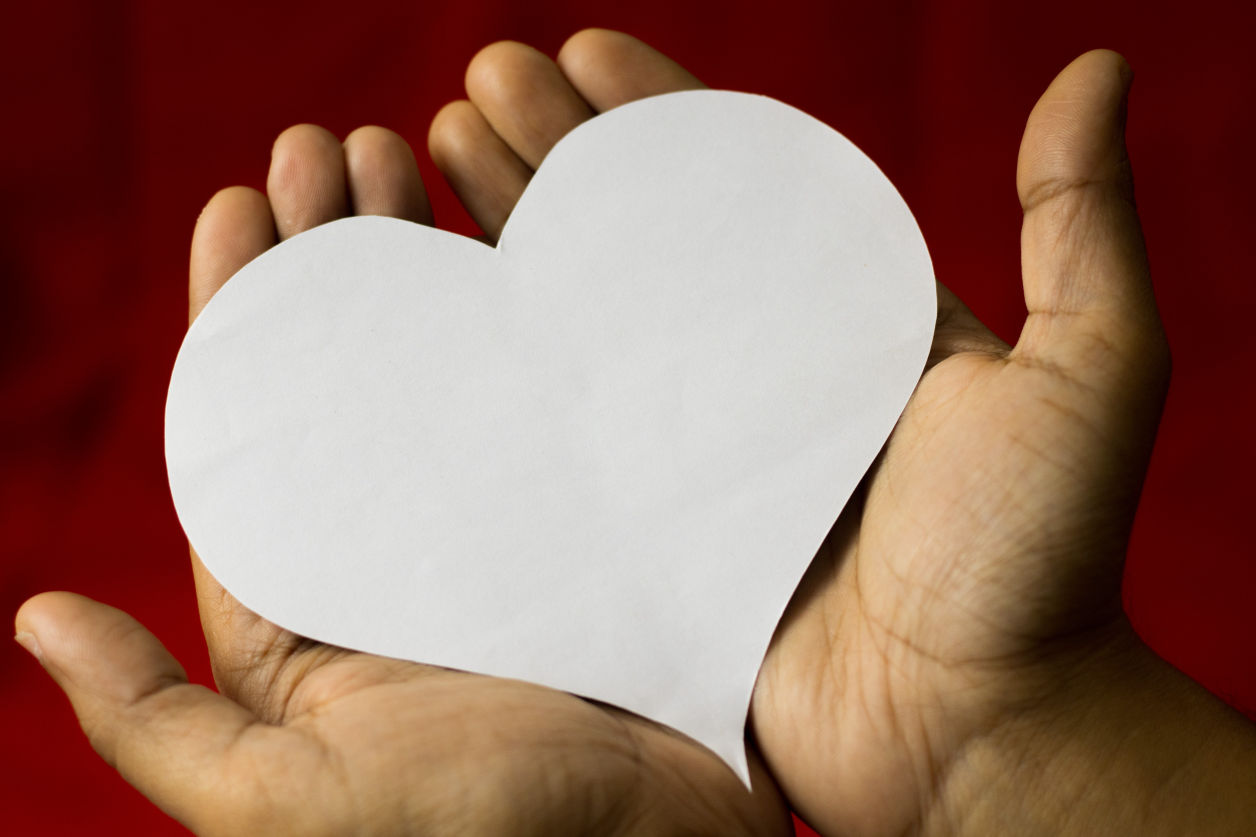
[2,1,1253,834]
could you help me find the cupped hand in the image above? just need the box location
[425,27,1178,836]
[425,33,1174,835]
[16,29,1175,837]
[14,32,794,837]
[749,46,1172,837]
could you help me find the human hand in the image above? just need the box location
[746,43,1256,837]
[18,28,1256,837]
[13,32,794,837]
[426,26,1252,837]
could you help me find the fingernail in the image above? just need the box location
[14,631,43,663]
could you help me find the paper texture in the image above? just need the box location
[165,90,936,785]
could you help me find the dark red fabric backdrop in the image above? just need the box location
[2,1,1253,834]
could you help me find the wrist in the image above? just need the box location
[921,621,1256,836]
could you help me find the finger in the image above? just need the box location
[343,125,433,224]
[187,181,333,705]
[465,40,595,170]
[1012,50,1168,392]
[267,124,349,240]
[188,186,275,323]
[428,100,532,241]
[557,28,706,110]
[187,186,296,700]
[14,592,269,834]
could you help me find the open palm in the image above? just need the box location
[16,30,1169,837]
[16,31,798,837]
[751,47,1169,835]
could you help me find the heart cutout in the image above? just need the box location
[166,90,935,784]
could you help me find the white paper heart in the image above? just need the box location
[166,90,935,784]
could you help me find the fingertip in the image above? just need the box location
[198,184,270,221]
[463,39,594,170]
[464,40,546,105]
[555,28,612,89]
[342,124,432,224]
[270,122,341,163]
[14,591,56,661]
[1017,49,1135,211]
[14,591,185,686]
[1081,48,1132,87]
[269,124,343,199]
[189,185,275,323]
[1072,50,1133,124]
[427,99,532,242]
[1013,49,1165,395]
[15,592,74,680]
[267,123,349,239]
[557,28,704,110]
[342,123,402,147]
[427,100,479,167]
[557,27,631,63]
[15,590,93,647]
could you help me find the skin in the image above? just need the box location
[15,28,1256,836]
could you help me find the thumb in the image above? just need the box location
[1013,49,1169,410]
[14,592,264,834]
